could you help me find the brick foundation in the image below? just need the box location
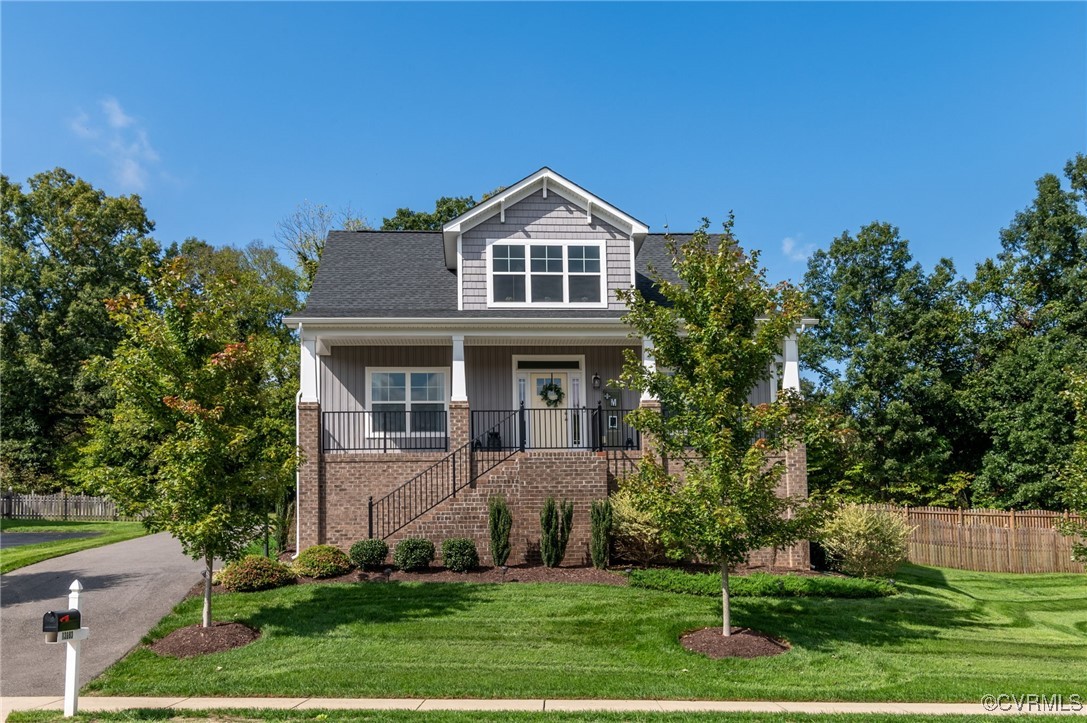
[297,401,810,570]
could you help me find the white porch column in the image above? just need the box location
[451,334,467,402]
[640,337,657,402]
[782,333,800,394]
[300,332,319,403]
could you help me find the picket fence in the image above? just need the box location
[2,492,137,521]
[866,504,1084,574]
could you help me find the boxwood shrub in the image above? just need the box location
[441,537,479,572]
[350,539,389,570]
[394,537,435,571]
[218,555,295,592]
[628,567,896,598]
[293,544,353,578]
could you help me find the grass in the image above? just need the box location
[5,712,1080,723]
[84,564,1087,703]
[0,518,147,573]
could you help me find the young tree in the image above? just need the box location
[1,169,158,489]
[618,218,824,636]
[80,240,300,627]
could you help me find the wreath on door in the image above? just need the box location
[539,380,565,408]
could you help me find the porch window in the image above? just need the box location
[368,370,447,435]
[489,241,605,307]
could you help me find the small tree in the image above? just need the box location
[618,218,826,636]
[81,242,299,627]
[540,497,574,568]
[488,495,513,567]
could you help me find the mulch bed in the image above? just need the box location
[149,621,260,658]
[680,626,791,659]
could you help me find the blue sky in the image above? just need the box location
[3,2,1084,284]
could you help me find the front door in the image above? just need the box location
[528,372,568,448]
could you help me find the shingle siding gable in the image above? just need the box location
[461,189,633,310]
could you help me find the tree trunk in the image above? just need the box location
[721,561,731,637]
[202,552,213,628]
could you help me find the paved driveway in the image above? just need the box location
[0,532,205,696]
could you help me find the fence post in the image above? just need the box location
[1009,508,1017,572]
[367,496,374,539]
[518,402,526,453]
[64,580,84,716]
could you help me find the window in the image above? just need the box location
[489,241,605,306]
[368,370,447,436]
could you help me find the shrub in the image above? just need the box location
[394,537,435,571]
[293,544,353,579]
[589,498,613,569]
[349,539,389,570]
[218,555,296,592]
[540,497,574,568]
[611,487,665,566]
[442,537,480,572]
[820,504,912,578]
[488,495,513,567]
[628,567,896,598]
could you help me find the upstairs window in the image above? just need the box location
[489,241,605,307]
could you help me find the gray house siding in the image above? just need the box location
[465,345,640,411]
[320,346,453,411]
[461,190,632,311]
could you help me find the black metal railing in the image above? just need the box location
[471,404,640,452]
[322,410,448,452]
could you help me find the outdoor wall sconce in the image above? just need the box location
[592,372,601,389]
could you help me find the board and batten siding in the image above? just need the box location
[461,189,632,310]
[320,346,452,411]
[466,345,641,411]
[321,344,773,412]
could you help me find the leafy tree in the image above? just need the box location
[275,201,369,291]
[968,156,1087,509]
[802,223,981,506]
[80,240,299,627]
[618,218,825,636]
[1057,371,1087,566]
[381,196,477,231]
[1,169,159,490]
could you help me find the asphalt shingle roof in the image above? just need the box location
[294,231,692,320]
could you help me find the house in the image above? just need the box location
[284,167,810,567]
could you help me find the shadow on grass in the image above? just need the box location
[730,576,986,653]
[241,581,490,638]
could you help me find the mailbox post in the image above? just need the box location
[43,580,90,717]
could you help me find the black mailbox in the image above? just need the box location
[43,609,81,634]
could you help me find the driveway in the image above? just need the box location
[0,532,205,696]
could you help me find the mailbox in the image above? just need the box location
[44,609,82,643]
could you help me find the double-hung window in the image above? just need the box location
[489,241,604,306]
[368,369,448,437]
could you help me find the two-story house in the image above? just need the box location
[285,167,810,567]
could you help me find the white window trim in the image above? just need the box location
[364,367,451,439]
[485,238,608,309]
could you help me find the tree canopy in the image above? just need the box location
[1,169,159,489]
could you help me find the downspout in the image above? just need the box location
[293,324,303,559]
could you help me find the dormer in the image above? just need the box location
[442,168,649,311]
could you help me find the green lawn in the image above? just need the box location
[5,712,1079,723]
[1,518,147,573]
[85,565,1087,703]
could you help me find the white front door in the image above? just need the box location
[528,372,569,448]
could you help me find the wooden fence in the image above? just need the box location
[2,492,137,521]
[866,505,1084,574]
